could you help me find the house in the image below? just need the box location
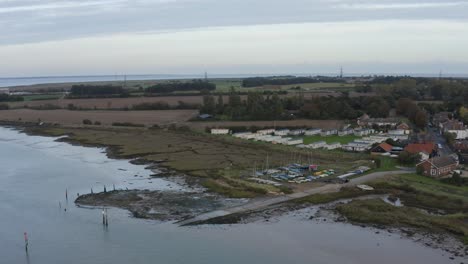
[357,114,370,126]
[304,128,321,136]
[321,129,338,137]
[371,142,393,155]
[358,116,400,128]
[396,122,411,132]
[453,140,468,164]
[307,141,326,149]
[274,129,290,136]
[433,112,452,127]
[417,156,458,178]
[211,128,230,135]
[404,143,436,161]
[441,120,468,140]
[325,142,341,150]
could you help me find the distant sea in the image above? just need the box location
[1,73,466,88]
[0,74,291,88]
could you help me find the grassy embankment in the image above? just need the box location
[26,125,372,198]
[293,173,468,244]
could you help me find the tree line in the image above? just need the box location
[146,80,215,94]
[200,89,399,121]
[69,85,127,98]
[241,76,345,87]
[0,94,24,102]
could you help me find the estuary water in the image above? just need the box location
[0,126,462,264]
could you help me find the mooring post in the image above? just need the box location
[24,232,29,252]
[65,189,68,201]
[105,208,109,226]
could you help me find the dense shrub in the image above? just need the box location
[82,119,92,125]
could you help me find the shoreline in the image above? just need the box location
[1,121,467,260]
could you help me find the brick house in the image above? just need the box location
[416,156,458,178]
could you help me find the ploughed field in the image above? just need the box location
[0,109,198,126]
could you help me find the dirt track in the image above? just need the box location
[178,170,410,226]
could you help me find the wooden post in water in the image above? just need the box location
[102,209,105,225]
[24,232,29,252]
[105,208,109,226]
[65,189,68,201]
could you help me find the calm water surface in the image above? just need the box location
[0,127,462,264]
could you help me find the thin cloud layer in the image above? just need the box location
[1,0,467,45]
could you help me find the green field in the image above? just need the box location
[23,94,62,101]
[303,135,361,145]
[213,80,355,93]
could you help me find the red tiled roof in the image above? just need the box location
[404,143,435,154]
[379,142,393,152]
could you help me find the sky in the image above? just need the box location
[0,0,467,77]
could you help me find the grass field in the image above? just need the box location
[22,94,63,101]
[303,135,361,145]
[293,173,468,245]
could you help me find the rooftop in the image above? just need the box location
[404,143,435,154]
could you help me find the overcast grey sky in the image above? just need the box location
[0,0,467,77]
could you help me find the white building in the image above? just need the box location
[305,129,322,136]
[308,141,327,149]
[256,129,275,135]
[285,139,304,146]
[321,129,338,137]
[325,142,342,150]
[211,128,230,135]
[288,129,306,136]
[274,129,290,136]
[0,88,9,94]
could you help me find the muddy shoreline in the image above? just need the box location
[1,122,466,261]
[75,190,244,222]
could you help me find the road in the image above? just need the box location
[177,170,411,226]
[427,125,454,156]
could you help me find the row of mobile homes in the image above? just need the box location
[289,129,306,136]
[274,129,290,136]
[342,142,372,152]
[321,129,338,137]
[307,141,327,149]
[354,128,374,137]
[338,129,354,136]
[256,129,275,135]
